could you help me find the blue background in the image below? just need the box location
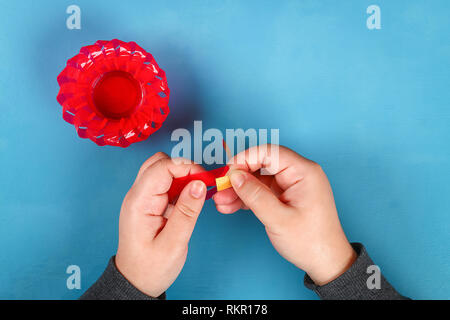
[0,0,449,299]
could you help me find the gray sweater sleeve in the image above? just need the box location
[80,257,165,300]
[304,243,408,300]
[81,243,407,300]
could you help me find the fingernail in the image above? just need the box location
[230,171,246,189]
[190,180,205,199]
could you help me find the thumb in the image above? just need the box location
[229,170,290,228]
[157,180,206,246]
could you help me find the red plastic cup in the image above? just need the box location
[57,39,170,147]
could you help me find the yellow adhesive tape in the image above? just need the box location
[216,176,232,191]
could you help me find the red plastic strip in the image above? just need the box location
[205,186,218,200]
[168,166,229,202]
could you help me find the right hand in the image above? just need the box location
[213,145,356,285]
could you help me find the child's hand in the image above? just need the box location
[115,152,206,297]
[213,145,356,285]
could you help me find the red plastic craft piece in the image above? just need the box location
[56,39,170,147]
[168,166,229,202]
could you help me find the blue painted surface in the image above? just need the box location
[0,0,449,299]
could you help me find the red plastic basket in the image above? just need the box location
[57,39,170,147]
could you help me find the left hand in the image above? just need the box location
[115,152,207,297]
